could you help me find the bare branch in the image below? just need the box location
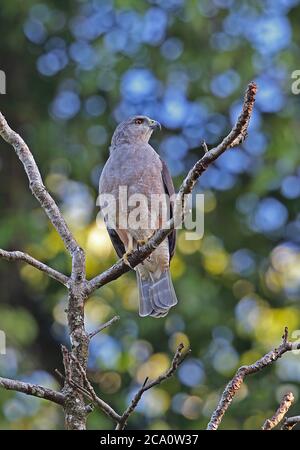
[87,82,257,295]
[0,376,65,406]
[89,315,120,339]
[178,82,257,196]
[59,344,189,429]
[207,327,300,430]
[55,369,98,410]
[201,141,209,153]
[282,415,300,430]
[0,112,79,256]
[262,392,294,430]
[0,111,87,428]
[0,249,69,286]
[116,343,190,430]
[67,352,121,422]
[56,367,94,402]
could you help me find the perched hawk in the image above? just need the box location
[99,115,177,318]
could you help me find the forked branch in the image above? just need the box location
[207,327,300,430]
[262,392,294,430]
[116,343,190,430]
[63,343,189,430]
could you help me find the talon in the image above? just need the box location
[137,232,156,250]
[137,239,147,249]
[123,251,134,269]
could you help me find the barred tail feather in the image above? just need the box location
[137,269,178,318]
[136,271,153,317]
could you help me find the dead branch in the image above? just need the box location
[0,376,65,406]
[207,327,300,430]
[89,315,120,339]
[61,343,188,429]
[57,348,121,423]
[0,249,69,286]
[116,343,190,430]
[262,392,294,430]
[69,351,121,422]
[281,415,300,430]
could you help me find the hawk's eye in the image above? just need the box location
[134,118,144,125]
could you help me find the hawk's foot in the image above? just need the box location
[137,232,156,250]
[137,239,147,249]
[123,250,134,269]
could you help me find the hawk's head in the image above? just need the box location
[111,115,161,146]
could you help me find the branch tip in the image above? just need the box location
[283,326,289,344]
[207,329,296,430]
[88,315,120,339]
[202,141,209,153]
[262,392,295,430]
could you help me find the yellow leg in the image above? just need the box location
[137,239,147,249]
[123,234,134,269]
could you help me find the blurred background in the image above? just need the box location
[0,0,300,430]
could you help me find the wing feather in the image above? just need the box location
[160,158,176,260]
[106,227,125,258]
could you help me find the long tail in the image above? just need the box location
[137,269,178,318]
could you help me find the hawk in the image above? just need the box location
[99,115,177,318]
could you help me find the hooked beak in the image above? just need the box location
[149,120,161,131]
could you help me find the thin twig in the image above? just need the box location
[56,368,93,401]
[202,141,209,153]
[207,327,300,430]
[0,376,65,406]
[89,315,120,339]
[86,82,257,295]
[68,352,121,422]
[116,343,190,430]
[0,249,69,286]
[281,415,300,430]
[262,392,294,430]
